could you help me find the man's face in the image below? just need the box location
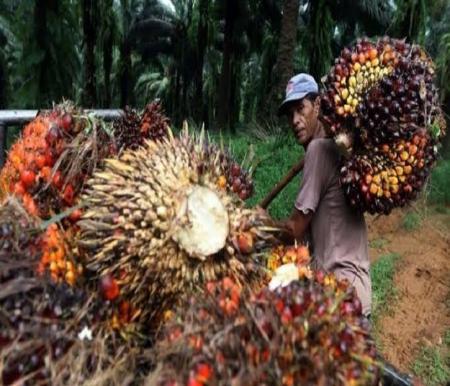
[287,97,320,146]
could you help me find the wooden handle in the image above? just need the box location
[258,158,305,209]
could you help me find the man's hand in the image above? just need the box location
[285,208,313,242]
[272,208,313,244]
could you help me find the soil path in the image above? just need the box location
[367,207,450,372]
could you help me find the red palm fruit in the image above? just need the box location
[60,113,73,131]
[20,169,36,189]
[35,154,47,169]
[238,189,248,200]
[13,182,26,195]
[44,150,54,167]
[232,178,241,193]
[197,363,213,383]
[295,245,310,261]
[62,184,75,205]
[230,163,241,177]
[69,208,82,222]
[100,274,120,301]
[40,166,52,182]
[187,376,203,386]
[281,306,293,324]
[52,171,63,189]
[236,232,254,254]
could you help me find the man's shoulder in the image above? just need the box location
[305,138,338,158]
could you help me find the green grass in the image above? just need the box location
[369,238,390,249]
[224,132,301,219]
[370,253,401,322]
[412,330,450,386]
[401,211,422,231]
[428,159,450,206]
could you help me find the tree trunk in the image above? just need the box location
[0,55,6,108]
[266,0,299,116]
[308,0,333,81]
[120,0,132,108]
[440,94,450,158]
[193,0,208,126]
[82,0,97,107]
[394,0,427,44]
[103,1,114,107]
[217,0,238,132]
[34,0,51,106]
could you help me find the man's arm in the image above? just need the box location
[278,208,313,243]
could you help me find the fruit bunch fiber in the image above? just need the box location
[151,275,379,386]
[321,37,446,214]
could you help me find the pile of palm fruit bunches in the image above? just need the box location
[321,36,446,214]
[0,97,382,385]
[4,36,441,384]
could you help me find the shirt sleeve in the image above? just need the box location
[295,140,331,214]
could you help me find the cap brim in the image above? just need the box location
[277,92,308,116]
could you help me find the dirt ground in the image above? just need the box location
[366,206,450,372]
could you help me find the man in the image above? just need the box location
[277,73,371,318]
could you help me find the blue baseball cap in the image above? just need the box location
[278,73,319,116]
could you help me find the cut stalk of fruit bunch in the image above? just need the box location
[78,126,278,330]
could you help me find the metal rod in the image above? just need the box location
[0,110,125,168]
[0,123,6,168]
[0,109,124,125]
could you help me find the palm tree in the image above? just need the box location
[305,0,392,81]
[82,0,98,107]
[0,1,81,108]
[267,0,299,114]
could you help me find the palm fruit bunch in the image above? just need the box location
[219,155,254,200]
[151,275,378,386]
[340,128,437,214]
[320,36,446,214]
[0,199,92,384]
[36,223,82,285]
[113,101,169,151]
[0,102,117,283]
[78,127,277,332]
[0,101,113,218]
[266,244,310,272]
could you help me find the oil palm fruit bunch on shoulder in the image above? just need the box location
[340,128,437,214]
[321,36,446,214]
[151,275,378,386]
[78,127,277,332]
[113,101,169,151]
[321,36,444,147]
